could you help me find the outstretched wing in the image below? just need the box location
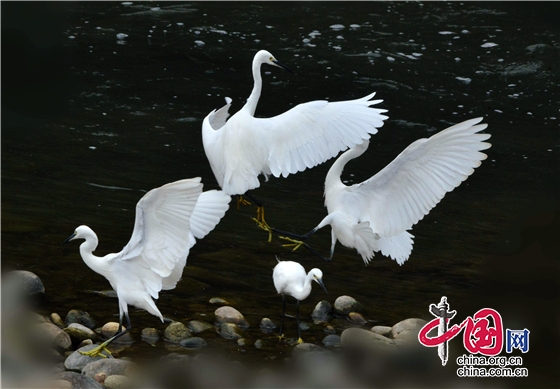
[260,93,388,177]
[189,190,231,240]
[348,117,491,237]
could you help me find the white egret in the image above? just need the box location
[278,117,491,265]
[63,178,231,357]
[273,259,327,344]
[202,49,388,236]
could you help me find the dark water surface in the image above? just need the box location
[2,2,559,387]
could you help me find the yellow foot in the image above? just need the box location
[297,337,304,344]
[277,333,286,342]
[279,236,305,251]
[79,344,112,358]
[237,195,252,210]
[253,206,273,242]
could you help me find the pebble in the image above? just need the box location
[237,338,246,347]
[259,317,277,331]
[340,327,397,352]
[9,270,45,296]
[141,327,160,342]
[104,374,131,389]
[324,325,336,334]
[311,300,332,322]
[219,322,243,340]
[292,342,329,355]
[299,321,310,331]
[180,337,207,350]
[102,322,133,343]
[348,312,367,325]
[50,379,72,389]
[159,352,191,364]
[254,339,263,349]
[82,358,135,379]
[50,312,66,328]
[37,322,72,350]
[64,344,111,372]
[78,339,94,348]
[370,325,392,337]
[333,295,363,316]
[209,297,229,305]
[65,309,96,329]
[391,318,427,340]
[187,320,214,333]
[163,321,192,343]
[64,322,98,344]
[214,306,249,328]
[322,334,342,347]
[54,371,104,389]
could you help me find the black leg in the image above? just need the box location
[279,294,286,339]
[296,300,302,343]
[245,192,262,208]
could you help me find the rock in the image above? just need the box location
[159,352,191,364]
[180,337,207,350]
[163,321,192,343]
[51,313,66,328]
[65,323,98,344]
[324,325,336,334]
[237,338,247,347]
[50,379,72,389]
[55,371,104,389]
[102,322,133,343]
[219,323,243,340]
[37,322,72,350]
[209,297,229,305]
[141,327,159,338]
[333,295,362,316]
[254,339,263,349]
[322,334,341,347]
[341,328,397,352]
[348,312,367,325]
[30,311,48,323]
[391,318,427,340]
[64,344,111,372]
[259,317,277,331]
[292,342,329,355]
[82,358,135,379]
[104,375,131,389]
[65,309,96,329]
[370,325,392,337]
[94,372,107,383]
[9,270,45,296]
[299,321,310,331]
[311,300,332,322]
[78,339,94,348]
[187,320,214,334]
[214,306,248,328]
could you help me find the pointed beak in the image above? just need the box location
[272,59,294,74]
[62,232,77,245]
[316,278,328,294]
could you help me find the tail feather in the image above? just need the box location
[378,231,414,265]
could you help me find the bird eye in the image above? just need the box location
[270,57,274,61]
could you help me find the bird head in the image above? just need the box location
[310,268,328,294]
[255,50,293,74]
[63,225,91,244]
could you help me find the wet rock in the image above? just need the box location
[259,317,277,331]
[37,322,72,350]
[102,322,133,343]
[9,270,45,296]
[65,323,99,344]
[54,371,104,389]
[163,321,192,343]
[214,306,248,328]
[51,313,66,328]
[79,339,94,348]
[64,344,111,372]
[526,43,551,54]
[391,318,427,340]
[160,352,191,364]
[370,325,392,337]
[311,300,332,321]
[82,358,135,379]
[180,337,207,350]
[65,309,96,329]
[104,375,131,389]
[237,338,247,347]
[292,342,329,355]
[322,334,342,348]
[341,328,397,352]
[94,372,107,384]
[333,295,363,316]
[324,325,336,334]
[219,323,243,340]
[348,312,367,325]
[187,320,214,334]
[141,327,160,344]
[209,297,229,305]
[254,339,263,349]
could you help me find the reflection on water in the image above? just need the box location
[2,1,558,386]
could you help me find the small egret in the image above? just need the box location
[202,49,388,236]
[277,118,491,265]
[273,259,327,344]
[63,178,231,357]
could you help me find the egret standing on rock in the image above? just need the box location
[278,118,491,265]
[273,259,327,344]
[63,178,231,357]
[202,50,388,238]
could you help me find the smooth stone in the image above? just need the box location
[30,311,48,323]
[214,306,248,328]
[9,270,45,296]
[65,322,99,343]
[333,295,363,316]
[209,297,229,305]
[348,312,367,325]
[299,321,310,331]
[54,371,104,389]
[187,320,214,333]
[64,344,111,372]
[50,379,72,389]
[370,325,392,337]
[324,325,336,334]
[102,322,133,343]
[292,342,329,355]
[38,322,72,350]
[163,321,192,343]
[141,327,160,341]
[82,358,135,379]
[79,339,94,348]
[259,317,277,331]
[322,334,342,347]
[237,338,247,347]
[219,323,243,340]
[391,318,427,340]
[340,328,397,352]
[51,312,66,328]
[94,372,107,384]
[159,352,191,364]
[311,300,332,321]
[65,309,96,329]
[180,336,207,350]
[254,339,263,349]
[104,375,131,389]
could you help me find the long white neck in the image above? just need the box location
[242,56,263,116]
[291,272,315,301]
[78,229,110,277]
[325,140,370,194]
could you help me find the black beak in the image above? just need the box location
[62,232,76,245]
[316,278,328,294]
[272,59,294,74]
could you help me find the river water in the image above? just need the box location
[2,2,558,388]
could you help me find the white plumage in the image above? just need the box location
[202,49,388,196]
[301,117,491,265]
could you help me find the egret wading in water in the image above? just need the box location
[273,259,327,344]
[202,50,388,240]
[276,118,491,265]
[63,178,231,357]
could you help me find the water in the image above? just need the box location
[2,2,558,387]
